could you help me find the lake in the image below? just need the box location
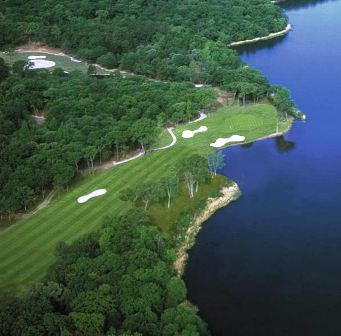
[184,1,341,335]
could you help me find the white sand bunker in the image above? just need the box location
[210,135,245,148]
[28,55,47,60]
[182,126,208,139]
[28,59,56,69]
[77,189,107,204]
[70,57,82,63]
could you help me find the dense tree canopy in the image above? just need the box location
[0,0,287,88]
[0,65,216,217]
[0,210,208,335]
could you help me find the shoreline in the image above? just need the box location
[229,24,292,47]
[174,182,241,277]
[174,118,294,276]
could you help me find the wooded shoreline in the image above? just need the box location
[175,118,294,277]
[174,183,241,277]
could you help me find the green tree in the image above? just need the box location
[160,175,179,208]
[131,118,159,152]
[0,57,9,81]
[136,182,161,210]
[52,161,74,189]
[69,312,104,336]
[177,155,209,198]
[207,151,225,178]
[12,60,28,77]
[166,277,187,308]
[97,52,118,69]
[87,64,97,75]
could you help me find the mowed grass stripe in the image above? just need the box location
[0,106,270,274]
[0,104,291,289]
[2,152,193,283]
[0,119,264,270]
[0,147,193,271]
[0,150,170,247]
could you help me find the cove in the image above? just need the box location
[184,1,341,335]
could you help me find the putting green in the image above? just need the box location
[0,104,292,291]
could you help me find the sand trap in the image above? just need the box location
[77,189,107,204]
[28,55,46,60]
[28,59,56,69]
[70,57,82,63]
[210,135,245,148]
[182,126,208,139]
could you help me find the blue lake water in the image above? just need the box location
[184,1,341,335]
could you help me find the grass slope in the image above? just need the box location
[0,104,291,291]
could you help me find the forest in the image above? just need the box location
[0,210,209,335]
[0,0,287,86]
[0,62,216,217]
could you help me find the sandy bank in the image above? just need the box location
[229,24,292,47]
[174,182,240,277]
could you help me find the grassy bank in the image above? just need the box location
[149,175,229,233]
[0,104,292,291]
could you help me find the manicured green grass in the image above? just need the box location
[0,104,291,291]
[149,175,229,234]
[0,51,110,74]
[154,128,174,148]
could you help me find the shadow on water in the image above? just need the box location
[233,35,288,55]
[237,135,295,153]
[240,142,254,149]
[274,135,296,152]
[280,0,338,10]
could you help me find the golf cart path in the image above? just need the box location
[152,127,177,151]
[101,111,207,169]
[112,111,207,164]
[10,47,209,213]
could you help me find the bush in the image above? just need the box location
[96,52,118,69]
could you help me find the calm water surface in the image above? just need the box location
[185,1,341,335]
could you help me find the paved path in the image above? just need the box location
[188,111,207,124]
[152,128,176,151]
[12,48,210,212]
[108,111,208,167]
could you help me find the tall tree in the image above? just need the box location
[160,175,179,209]
[0,57,9,81]
[131,118,159,152]
[207,151,225,178]
[177,155,208,198]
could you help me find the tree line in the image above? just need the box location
[0,61,216,218]
[0,153,227,335]
[1,0,286,92]
[119,153,225,211]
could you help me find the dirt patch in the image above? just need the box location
[16,42,66,55]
